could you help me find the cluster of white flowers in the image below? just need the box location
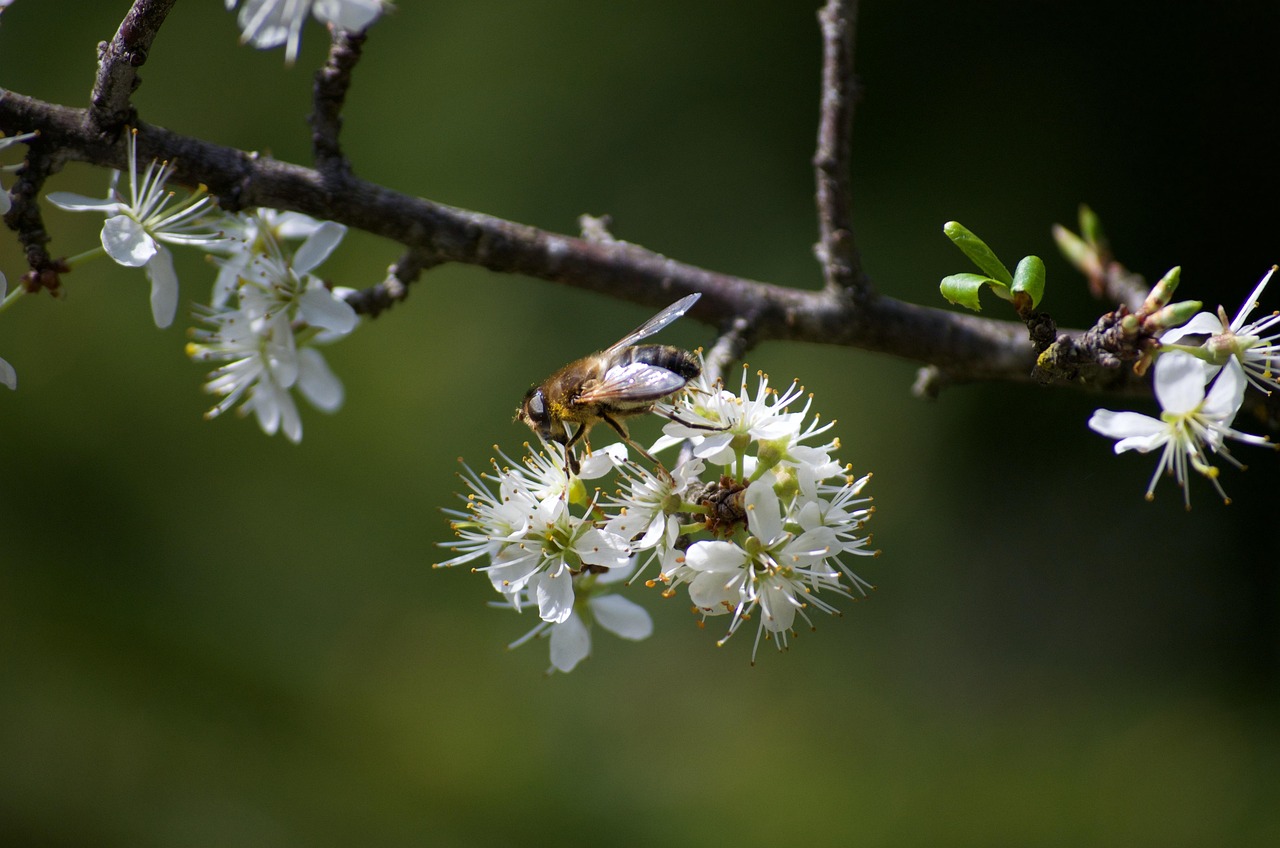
[35,128,359,441]
[4,3,389,407]
[186,212,357,443]
[438,364,878,672]
[226,0,390,65]
[1090,267,1278,507]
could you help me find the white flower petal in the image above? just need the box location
[577,443,626,479]
[145,245,179,328]
[0,355,16,390]
[210,273,236,311]
[1112,432,1169,454]
[296,347,344,412]
[745,477,784,544]
[270,210,326,240]
[1230,267,1275,331]
[548,613,591,673]
[1088,409,1163,442]
[758,578,799,633]
[1161,311,1223,344]
[235,0,297,49]
[101,214,156,267]
[575,528,631,570]
[1153,352,1207,414]
[313,0,385,31]
[291,221,346,276]
[298,279,358,335]
[275,384,303,443]
[1202,358,1247,421]
[688,569,741,613]
[590,595,653,641]
[685,540,746,574]
[250,380,282,436]
[485,549,541,598]
[46,192,121,212]
[535,567,576,624]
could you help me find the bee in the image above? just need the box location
[517,292,704,474]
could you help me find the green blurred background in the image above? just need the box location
[3,1,1278,845]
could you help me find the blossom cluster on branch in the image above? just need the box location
[437,363,878,672]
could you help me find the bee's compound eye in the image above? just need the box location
[522,388,552,438]
[526,389,545,417]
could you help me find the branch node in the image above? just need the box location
[88,0,177,134]
[579,214,619,245]
[911,365,947,400]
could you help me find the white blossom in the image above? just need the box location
[207,209,331,307]
[47,130,221,328]
[186,212,355,442]
[1161,266,1280,396]
[603,455,703,581]
[227,0,388,65]
[436,448,632,624]
[504,563,653,674]
[1089,351,1273,507]
[657,364,810,466]
[676,478,857,662]
[442,364,878,669]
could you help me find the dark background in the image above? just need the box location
[2,2,1278,845]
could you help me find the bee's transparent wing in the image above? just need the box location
[576,362,688,405]
[605,292,701,351]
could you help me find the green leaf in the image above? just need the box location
[943,221,1013,285]
[1078,204,1107,250]
[1052,223,1089,270]
[1012,255,1046,307]
[940,273,999,312]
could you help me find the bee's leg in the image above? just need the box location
[655,408,729,432]
[601,413,669,476]
[562,425,586,477]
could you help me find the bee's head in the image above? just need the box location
[517,386,560,444]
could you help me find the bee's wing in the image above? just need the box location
[575,361,689,405]
[605,293,701,352]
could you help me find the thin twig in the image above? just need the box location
[1096,260,1148,313]
[310,28,366,179]
[813,0,867,296]
[343,247,441,317]
[89,0,178,134]
[3,135,65,295]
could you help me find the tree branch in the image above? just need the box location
[1,86,1156,394]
